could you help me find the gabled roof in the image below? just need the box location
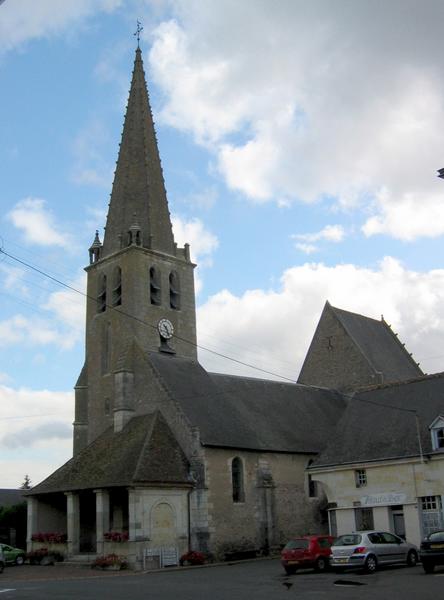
[28,412,190,495]
[102,48,175,257]
[329,303,422,382]
[148,352,347,454]
[311,372,444,468]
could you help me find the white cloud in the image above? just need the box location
[197,257,444,380]
[292,224,345,253]
[0,0,122,54]
[7,198,72,248]
[0,384,73,487]
[149,1,444,240]
[43,273,86,349]
[0,263,28,294]
[172,215,218,294]
[0,273,85,351]
[362,187,444,241]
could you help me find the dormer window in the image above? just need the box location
[430,416,444,450]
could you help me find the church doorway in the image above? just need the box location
[150,502,176,547]
[79,491,96,553]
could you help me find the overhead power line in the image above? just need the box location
[0,247,297,384]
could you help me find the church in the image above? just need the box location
[26,46,424,566]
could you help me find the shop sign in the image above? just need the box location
[360,492,407,506]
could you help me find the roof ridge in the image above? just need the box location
[133,411,158,480]
[355,370,444,394]
[380,317,423,374]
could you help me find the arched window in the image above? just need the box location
[169,271,180,310]
[232,457,245,503]
[150,267,161,305]
[112,266,122,307]
[97,274,107,313]
[101,322,111,374]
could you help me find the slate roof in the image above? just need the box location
[0,489,25,507]
[311,372,444,468]
[148,352,347,454]
[330,304,423,382]
[29,412,190,495]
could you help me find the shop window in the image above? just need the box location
[355,507,374,531]
[169,271,180,310]
[150,267,161,305]
[111,266,122,307]
[97,274,107,313]
[232,457,245,503]
[355,469,367,488]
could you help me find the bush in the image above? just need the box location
[103,531,129,542]
[92,554,127,570]
[31,532,67,544]
[179,551,207,566]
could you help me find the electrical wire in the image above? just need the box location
[0,247,298,384]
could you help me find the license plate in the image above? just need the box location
[287,560,300,565]
[431,543,444,549]
[335,558,348,564]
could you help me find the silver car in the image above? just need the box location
[0,546,4,574]
[330,531,418,573]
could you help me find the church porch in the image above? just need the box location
[27,485,191,567]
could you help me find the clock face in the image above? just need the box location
[158,318,174,340]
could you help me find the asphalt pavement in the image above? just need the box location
[1,558,444,599]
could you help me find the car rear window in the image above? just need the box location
[332,534,362,546]
[284,540,309,550]
[428,531,444,542]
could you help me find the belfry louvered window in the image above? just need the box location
[232,457,245,503]
[112,266,122,307]
[169,271,180,310]
[97,274,107,313]
[150,267,161,305]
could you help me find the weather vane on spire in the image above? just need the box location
[134,20,143,48]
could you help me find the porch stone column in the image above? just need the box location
[65,492,80,556]
[26,497,38,552]
[94,489,110,555]
[128,488,143,541]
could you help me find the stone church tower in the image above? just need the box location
[74,48,197,453]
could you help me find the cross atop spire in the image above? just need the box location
[101,46,175,258]
[134,20,143,48]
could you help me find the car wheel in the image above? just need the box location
[364,555,377,573]
[422,561,435,574]
[315,557,328,572]
[406,550,417,567]
[15,555,25,566]
[284,566,297,575]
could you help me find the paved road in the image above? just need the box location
[1,559,444,599]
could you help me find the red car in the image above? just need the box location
[281,535,334,574]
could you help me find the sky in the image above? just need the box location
[2,0,444,488]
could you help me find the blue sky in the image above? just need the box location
[2,0,444,487]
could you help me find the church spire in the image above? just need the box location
[102,46,175,258]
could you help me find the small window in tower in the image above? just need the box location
[169,271,180,310]
[104,397,111,416]
[101,322,111,375]
[112,267,122,307]
[232,457,245,503]
[97,274,107,313]
[150,267,161,305]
